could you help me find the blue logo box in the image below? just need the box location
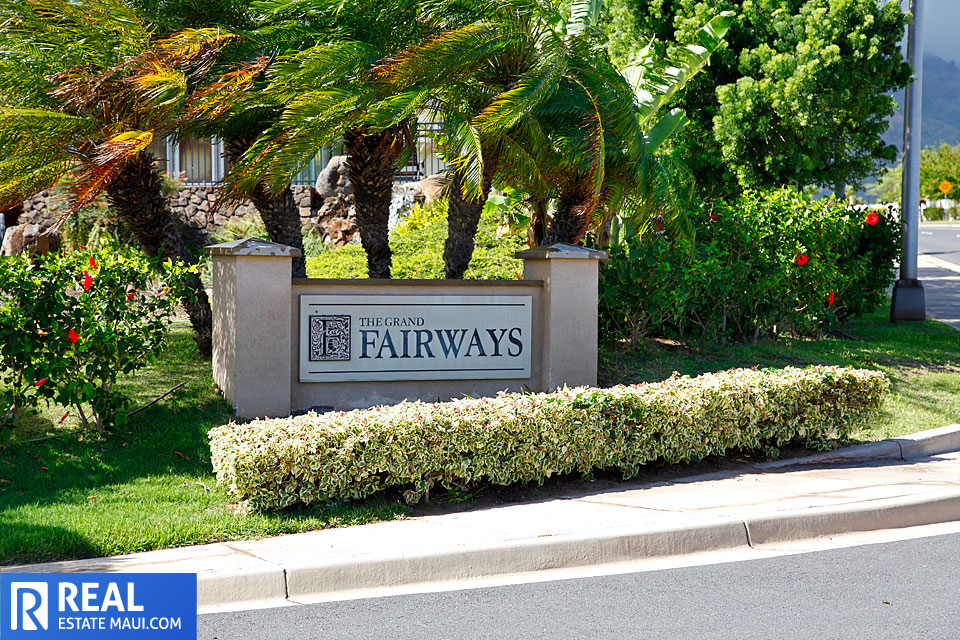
[1,573,196,639]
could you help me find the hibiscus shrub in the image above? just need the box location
[0,245,195,438]
[599,188,901,344]
[209,366,888,510]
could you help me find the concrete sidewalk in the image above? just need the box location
[918,255,960,330]
[6,424,960,614]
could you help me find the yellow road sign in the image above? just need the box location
[939,179,953,195]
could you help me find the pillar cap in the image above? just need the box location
[205,237,303,258]
[514,243,607,261]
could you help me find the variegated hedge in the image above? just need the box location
[209,366,888,510]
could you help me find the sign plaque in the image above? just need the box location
[299,294,532,382]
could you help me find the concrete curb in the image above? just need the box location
[918,254,960,275]
[197,566,287,612]
[744,490,960,546]
[197,490,960,608]
[759,423,960,469]
[280,521,748,604]
[894,423,960,459]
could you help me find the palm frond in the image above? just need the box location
[567,0,603,36]
[621,11,734,128]
[473,56,566,134]
[131,62,189,110]
[182,55,272,122]
[0,108,94,142]
[225,87,363,195]
[439,111,487,201]
[0,157,70,210]
[68,130,154,211]
[496,130,552,197]
[156,27,244,68]
[644,108,688,154]
[380,23,521,90]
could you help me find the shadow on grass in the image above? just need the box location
[0,522,103,566]
[598,308,960,388]
[0,399,230,512]
[7,414,59,443]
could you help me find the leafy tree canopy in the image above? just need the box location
[603,0,911,197]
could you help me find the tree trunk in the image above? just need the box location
[527,198,547,248]
[344,126,408,279]
[1,203,22,229]
[443,150,499,279]
[106,153,213,356]
[224,133,307,278]
[835,181,846,203]
[542,193,586,245]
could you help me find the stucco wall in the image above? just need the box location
[207,240,604,419]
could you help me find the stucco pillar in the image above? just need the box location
[516,244,607,391]
[205,238,301,418]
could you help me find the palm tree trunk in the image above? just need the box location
[224,133,307,278]
[343,127,407,279]
[528,198,547,248]
[443,150,499,279]
[542,193,586,245]
[106,153,213,356]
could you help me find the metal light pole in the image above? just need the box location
[891,0,926,321]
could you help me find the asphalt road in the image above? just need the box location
[919,223,960,265]
[199,532,960,640]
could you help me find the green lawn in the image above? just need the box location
[0,326,406,566]
[2,304,958,566]
[599,306,960,441]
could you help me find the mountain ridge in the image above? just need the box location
[884,54,960,151]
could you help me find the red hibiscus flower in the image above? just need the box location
[709,213,718,221]
[82,271,93,291]
[865,212,879,226]
[33,378,47,386]
[828,291,835,306]
[89,256,98,269]
[796,253,809,266]
[68,327,80,344]
[127,292,135,301]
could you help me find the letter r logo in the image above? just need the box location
[11,582,48,631]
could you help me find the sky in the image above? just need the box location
[906,0,959,63]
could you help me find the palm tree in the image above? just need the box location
[381,0,600,277]
[0,0,214,354]
[130,4,312,277]
[385,1,732,268]
[221,0,425,279]
[537,10,735,246]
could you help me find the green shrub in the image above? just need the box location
[209,365,888,510]
[211,214,268,244]
[0,245,194,437]
[598,189,900,344]
[831,204,902,321]
[307,199,526,279]
[211,214,327,258]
